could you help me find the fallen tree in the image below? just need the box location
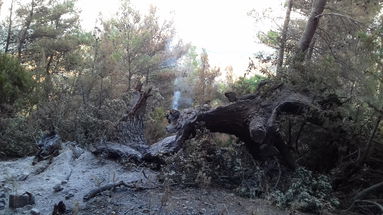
[91,82,179,163]
[90,80,332,169]
[166,80,327,169]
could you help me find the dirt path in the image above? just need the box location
[81,186,306,215]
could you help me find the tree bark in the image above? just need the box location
[296,0,327,60]
[277,0,293,74]
[166,81,323,169]
[306,36,317,61]
[114,83,152,152]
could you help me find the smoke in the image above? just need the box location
[172,90,181,110]
[171,76,193,110]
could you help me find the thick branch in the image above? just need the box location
[352,181,383,201]
[83,180,158,201]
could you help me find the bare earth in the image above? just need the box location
[0,143,307,215]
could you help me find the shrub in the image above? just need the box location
[268,167,339,212]
[0,54,34,114]
[0,116,40,158]
[231,74,264,95]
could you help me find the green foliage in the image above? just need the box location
[231,74,265,95]
[145,106,168,143]
[160,132,254,187]
[257,30,280,48]
[268,168,339,212]
[0,54,34,113]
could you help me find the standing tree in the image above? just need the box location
[194,49,220,105]
[4,0,14,53]
[277,0,294,73]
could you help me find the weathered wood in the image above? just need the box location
[114,84,152,152]
[166,81,322,169]
[92,143,143,161]
[83,180,157,201]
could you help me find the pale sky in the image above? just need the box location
[1,0,286,76]
[77,0,285,76]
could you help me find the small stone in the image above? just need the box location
[142,208,150,213]
[65,193,74,200]
[53,184,63,192]
[9,192,35,209]
[0,192,5,198]
[30,208,40,215]
[61,180,68,185]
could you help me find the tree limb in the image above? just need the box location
[352,181,383,202]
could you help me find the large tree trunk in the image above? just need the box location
[296,0,327,60]
[277,0,293,74]
[166,81,324,169]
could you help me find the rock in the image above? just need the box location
[52,201,66,215]
[9,192,35,209]
[30,208,40,215]
[0,199,5,210]
[33,133,62,164]
[65,193,74,200]
[53,184,63,192]
[66,142,84,159]
[0,192,5,198]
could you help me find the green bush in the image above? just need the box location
[268,167,339,212]
[145,106,168,144]
[0,54,34,113]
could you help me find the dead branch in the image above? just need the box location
[353,181,383,202]
[83,180,158,201]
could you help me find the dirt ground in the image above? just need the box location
[81,186,307,215]
[0,143,308,215]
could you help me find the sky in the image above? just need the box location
[1,0,286,76]
[77,0,285,76]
